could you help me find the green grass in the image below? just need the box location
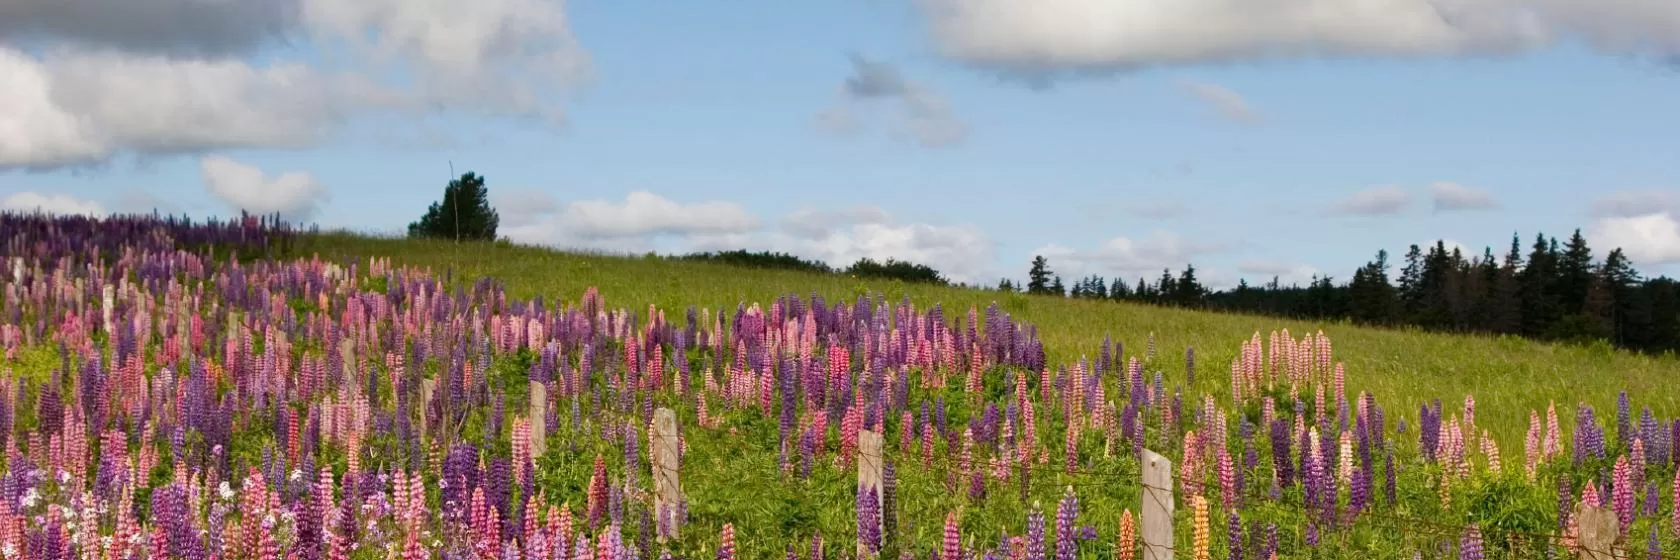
[297,232,1680,449]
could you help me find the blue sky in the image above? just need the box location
[4,0,1680,288]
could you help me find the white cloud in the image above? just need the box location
[1330,186,1412,216]
[771,219,996,284]
[199,155,329,221]
[1178,80,1261,124]
[497,190,760,247]
[915,0,1680,76]
[1030,230,1225,281]
[1589,212,1680,266]
[0,0,588,169]
[781,205,893,239]
[815,55,969,148]
[0,191,106,217]
[1430,181,1499,211]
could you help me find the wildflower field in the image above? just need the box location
[0,213,1677,560]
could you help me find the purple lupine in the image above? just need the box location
[1459,525,1483,560]
[1648,526,1661,560]
[1026,508,1047,560]
[1349,466,1370,518]
[1185,347,1195,386]
[1643,481,1659,518]
[1226,513,1243,560]
[1616,392,1632,451]
[1258,524,1277,560]
[1270,420,1293,488]
[857,485,881,555]
[1055,490,1079,560]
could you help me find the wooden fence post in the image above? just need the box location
[652,407,682,542]
[1574,504,1618,560]
[857,429,884,557]
[1141,449,1175,560]
[420,378,436,437]
[529,380,548,458]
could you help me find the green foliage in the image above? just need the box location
[844,257,948,285]
[408,171,500,241]
[678,250,835,274]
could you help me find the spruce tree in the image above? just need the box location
[409,172,500,241]
[1027,256,1052,295]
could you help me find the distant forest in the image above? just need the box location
[1014,230,1679,355]
[679,229,1678,355]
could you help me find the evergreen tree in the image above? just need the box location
[409,171,500,241]
[996,278,1018,292]
[1156,269,1177,305]
[1520,233,1560,337]
[1557,229,1595,312]
[1110,277,1131,300]
[1348,250,1398,325]
[1050,275,1066,297]
[1599,248,1641,345]
[1027,256,1053,295]
[1398,244,1425,320]
[1174,264,1205,307]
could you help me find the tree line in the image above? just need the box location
[1016,230,1680,354]
[402,172,1676,353]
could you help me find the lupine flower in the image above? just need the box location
[943,512,961,560]
[718,523,736,560]
[1613,455,1634,533]
[1025,508,1046,560]
[1117,510,1135,560]
[857,486,880,555]
[1055,488,1078,560]
[1191,495,1210,560]
[1226,513,1243,560]
[1459,525,1482,560]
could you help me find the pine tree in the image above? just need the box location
[409,171,500,241]
[1027,256,1053,295]
[1520,233,1560,337]
[1110,277,1130,300]
[1348,250,1398,325]
[1599,248,1642,345]
[1398,244,1425,321]
[1558,229,1595,312]
[1050,275,1066,297]
[1174,264,1204,307]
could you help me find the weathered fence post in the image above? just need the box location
[857,429,884,557]
[1574,504,1618,560]
[651,407,682,542]
[1141,449,1175,560]
[529,380,548,458]
[420,378,436,436]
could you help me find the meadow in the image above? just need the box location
[0,215,1674,560]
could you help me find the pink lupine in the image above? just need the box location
[1181,430,1202,496]
[1525,411,1541,479]
[1545,402,1562,460]
[719,523,737,560]
[1613,456,1634,534]
[1218,449,1236,511]
[1671,469,1678,536]
[942,512,961,560]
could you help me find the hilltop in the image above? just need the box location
[299,232,1680,441]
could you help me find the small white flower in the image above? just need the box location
[3,543,16,558]
[57,470,70,484]
[219,481,235,500]
[19,488,39,508]
[290,469,304,481]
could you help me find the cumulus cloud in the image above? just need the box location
[1330,186,1412,216]
[0,0,588,169]
[1030,230,1226,281]
[199,155,329,221]
[1430,181,1499,211]
[0,191,106,217]
[1590,212,1680,265]
[1179,80,1261,124]
[915,0,1680,77]
[1587,189,1680,265]
[815,55,969,148]
[768,210,996,283]
[496,190,760,250]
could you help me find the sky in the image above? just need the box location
[3,0,1680,289]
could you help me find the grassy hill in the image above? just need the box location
[299,232,1680,445]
